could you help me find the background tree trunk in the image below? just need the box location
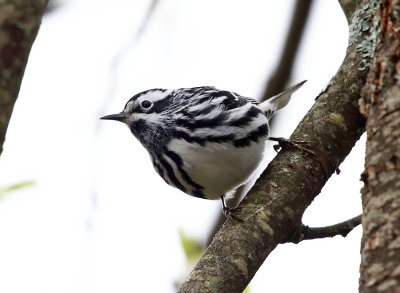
[0,0,49,157]
[359,1,400,292]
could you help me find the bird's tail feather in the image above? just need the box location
[258,80,306,119]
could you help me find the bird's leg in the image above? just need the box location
[221,196,243,222]
[268,136,330,179]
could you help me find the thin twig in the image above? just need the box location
[287,214,362,244]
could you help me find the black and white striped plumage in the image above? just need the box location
[101,81,305,201]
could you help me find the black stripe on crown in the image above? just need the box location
[125,88,167,108]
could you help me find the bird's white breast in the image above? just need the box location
[166,137,267,199]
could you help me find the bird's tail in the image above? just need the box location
[258,80,306,119]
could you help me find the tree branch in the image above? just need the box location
[179,0,371,291]
[0,1,49,157]
[287,215,362,243]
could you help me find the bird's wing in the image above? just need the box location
[179,87,257,114]
[173,87,266,143]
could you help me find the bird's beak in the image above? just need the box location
[100,112,127,122]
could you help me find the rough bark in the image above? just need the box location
[0,0,49,157]
[179,1,370,292]
[359,1,400,292]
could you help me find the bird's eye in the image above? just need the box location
[141,100,152,109]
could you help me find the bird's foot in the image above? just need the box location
[221,196,243,222]
[268,136,330,179]
[269,137,312,153]
[223,206,244,222]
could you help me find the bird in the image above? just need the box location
[101,81,306,218]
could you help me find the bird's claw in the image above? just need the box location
[223,206,244,222]
[220,196,244,222]
[269,137,313,153]
[269,137,330,179]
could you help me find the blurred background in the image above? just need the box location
[0,0,365,292]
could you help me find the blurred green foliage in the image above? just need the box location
[179,230,204,267]
[0,180,35,198]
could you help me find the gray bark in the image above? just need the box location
[359,0,400,292]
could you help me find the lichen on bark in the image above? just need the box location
[359,1,400,292]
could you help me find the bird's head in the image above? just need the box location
[101,89,176,149]
[101,88,174,125]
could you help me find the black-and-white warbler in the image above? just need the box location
[101,81,306,217]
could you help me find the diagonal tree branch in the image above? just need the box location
[0,1,49,158]
[179,0,372,291]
